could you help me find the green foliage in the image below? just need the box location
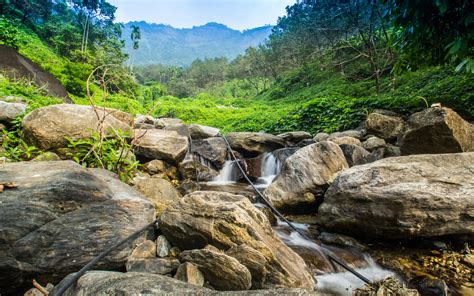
[66,132,140,183]
[0,16,20,48]
[1,117,41,161]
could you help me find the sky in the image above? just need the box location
[108,0,297,30]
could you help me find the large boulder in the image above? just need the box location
[189,124,220,139]
[132,175,182,215]
[179,248,252,291]
[0,161,155,294]
[226,244,268,289]
[0,100,27,124]
[318,153,474,239]
[226,132,286,157]
[366,111,406,140]
[191,137,228,169]
[133,129,188,163]
[399,107,474,155]
[265,141,348,213]
[22,104,133,150]
[277,131,312,147]
[159,191,315,290]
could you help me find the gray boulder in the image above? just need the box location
[227,132,285,157]
[0,161,155,294]
[159,191,315,290]
[265,141,348,213]
[362,136,386,151]
[189,124,220,139]
[126,258,180,275]
[133,129,188,163]
[339,144,371,167]
[0,100,26,124]
[192,137,228,169]
[277,131,312,146]
[399,107,474,155]
[226,244,268,289]
[318,153,474,239]
[366,111,406,140]
[154,117,183,129]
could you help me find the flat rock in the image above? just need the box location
[399,107,474,155]
[22,104,133,150]
[133,129,188,163]
[159,191,315,289]
[366,112,405,140]
[329,136,361,146]
[0,161,155,294]
[126,258,180,275]
[130,240,157,259]
[132,175,181,216]
[154,117,184,129]
[318,153,474,239]
[227,132,286,157]
[179,248,252,291]
[277,131,312,146]
[265,141,348,213]
[189,124,220,139]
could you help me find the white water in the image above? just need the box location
[256,153,281,188]
[208,160,240,185]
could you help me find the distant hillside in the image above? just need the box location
[122,22,272,66]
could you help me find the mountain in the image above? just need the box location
[122,22,273,66]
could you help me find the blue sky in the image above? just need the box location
[108,0,296,30]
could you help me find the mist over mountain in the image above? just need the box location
[122,21,272,66]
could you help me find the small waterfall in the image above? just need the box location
[209,160,240,185]
[257,153,282,188]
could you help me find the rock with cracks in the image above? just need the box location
[133,129,188,163]
[265,141,348,213]
[159,191,315,290]
[318,153,474,239]
[0,161,155,294]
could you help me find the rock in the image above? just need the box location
[318,232,367,251]
[175,262,205,287]
[362,136,386,151]
[227,132,286,157]
[156,235,171,258]
[56,271,211,295]
[277,131,312,146]
[354,277,419,296]
[384,144,401,158]
[0,161,155,294]
[179,160,218,181]
[399,107,474,155]
[135,114,155,125]
[130,240,157,259]
[329,136,361,146]
[226,244,268,289]
[31,151,61,162]
[318,152,474,239]
[366,112,406,140]
[134,123,155,129]
[22,104,133,151]
[327,130,364,140]
[192,137,228,169]
[177,179,201,196]
[189,124,220,139]
[142,159,168,175]
[133,129,188,163]
[272,147,299,163]
[313,133,329,142]
[132,175,181,216]
[126,258,180,275]
[154,117,184,129]
[297,139,316,147]
[164,123,190,137]
[339,144,371,167]
[160,191,315,289]
[0,100,26,124]
[179,248,252,291]
[265,141,348,213]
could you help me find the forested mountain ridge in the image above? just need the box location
[122,21,272,66]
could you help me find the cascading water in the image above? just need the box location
[256,152,282,188]
[209,160,240,185]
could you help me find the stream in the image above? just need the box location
[199,151,396,295]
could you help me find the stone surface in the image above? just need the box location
[226,244,268,289]
[265,141,348,213]
[327,130,364,140]
[179,248,252,291]
[133,129,188,163]
[142,159,168,175]
[227,132,286,157]
[175,262,205,287]
[189,124,220,139]
[177,179,201,196]
[0,161,155,294]
[58,271,211,295]
[130,240,157,259]
[277,131,312,146]
[154,117,183,129]
[134,114,155,125]
[329,136,361,146]
[366,112,406,140]
[160,191,315,289]
[318,232,367,251]
[132,175,181,216]
[126,258,180,275]
[362,136,386,151]
[179,160,218,181]
[156,235,171,258]
[31,151,61,162]
[313,133,329,142]
[399,107,474,155]
[164,123,190,137]
[192,137,228,169]
[339,144,371,167]
[22,104,133,150]
[318,153,474,239]
[0,100,27,124]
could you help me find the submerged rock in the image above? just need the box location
[0,161,155,294]
[265,141,348,213]
[159,191,315,289]
[399,107,474,155]
[318,152,474,239]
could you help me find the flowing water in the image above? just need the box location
[255,152,282,189]
[208,160,240,185]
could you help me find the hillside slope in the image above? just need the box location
[122,22,272,66]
